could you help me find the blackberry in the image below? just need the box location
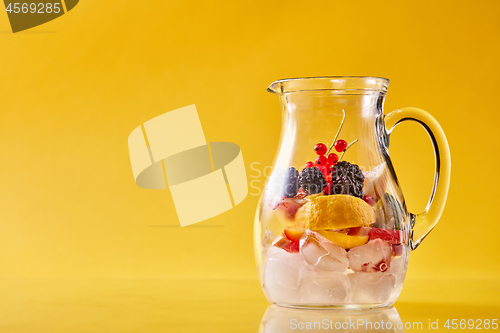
[283,167,300,198]
[299,166,327,195]
[330,161,365,198]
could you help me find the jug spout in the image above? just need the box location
[266,80,282,94]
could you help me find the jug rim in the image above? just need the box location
[267,76,389,94]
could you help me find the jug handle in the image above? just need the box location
[384,107,451,250]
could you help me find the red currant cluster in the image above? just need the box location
[303,140,348,182]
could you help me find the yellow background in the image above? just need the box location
[0,1,499,331]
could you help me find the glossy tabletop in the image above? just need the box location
[0,277,498,332]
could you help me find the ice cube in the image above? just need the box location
[263,251,304,304]
[363,162,388,202]
[300,232,348,272]
[262,229,275,253]
[300,274,350,304]
[347,239,392,273]
[389,255,407,299]
[389,255,406,276]
[363,162,387,189]
[349,272,396,304]
[271,252,305,289]
[265,244,287,259]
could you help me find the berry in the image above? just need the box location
[283,167,300,198]
[368,228,404,245]
[299,166,327,195]
[314,143,327,156]
[330,161,365,198]
[325,165,333,181]
[319,166,328,177]
[363,195,375,206]
[282,241,300,253]
[315,155,327,166]
[327,153,339,165]
[335,139,348,152]
[324,181,334,195]
[304,161,315,168]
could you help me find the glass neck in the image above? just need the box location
[279,91,386,132]
[273,91,386,170]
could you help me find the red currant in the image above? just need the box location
[363,195,375,206]
[314,143,327,156]
[315,155,327,166]
[319,166,328,177]
[304,161,315,168]
[334,139,348,152]
[326,165,333,175]
[327,153,339,165]
[324,182,334,195]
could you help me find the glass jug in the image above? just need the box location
[254,77,451,309]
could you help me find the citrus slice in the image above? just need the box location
[316,230,369,249]
[295,194,376,230]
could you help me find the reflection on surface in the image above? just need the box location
[259,305,405,332]
[0,278,498,332]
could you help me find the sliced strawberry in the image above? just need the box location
[368,228,404,245]
[348,227,361,236]
[348,226,371,237]
[282,241,300,253]
[272,234,290,248]
[392,243,404,256]
[273,233,300,253]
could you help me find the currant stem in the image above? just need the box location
[339,139,358,161]
[327,109,346,155]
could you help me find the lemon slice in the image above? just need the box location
[295,194,375,230]
[316,230,369,249]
